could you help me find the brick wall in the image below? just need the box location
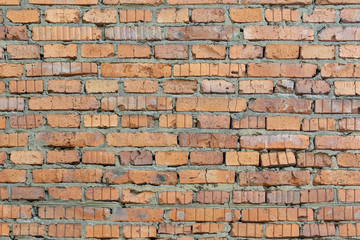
[0,0,359,238]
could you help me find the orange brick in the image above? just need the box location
[118,44,151,58]
[44,44,77,58]
[6,9,39,23]
[119,9,152,22]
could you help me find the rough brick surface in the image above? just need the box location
[0,0,358,238]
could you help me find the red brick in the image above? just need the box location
[168,26,233,41]
[192,8,224,22]
[33,169,102,183]
[173,63,245,77]
[316,206,360,221]
[29,96,98,110]
[197,115,230,129]
[190,151,223,165]
[265,44,299,59]
[249,98,311,113]
[302,118,335,131]
[81,44,114,58]
[339,223,360,237]
[7,44,40,59]
[155,151,188,166]
[155,44,188,59]
[0,205,31,219]
[107,132,176,147]
[119,151,152,165]
[47,114,80,128]
[156,8,189,23]
[159,191,192,204]
[86,225,119,239]
[179,133,238,149]
[121,189,154,204]
[265,8,299,22]
[266,116,301,131]
[239,170,310,186]
[169,208,240,222]
[163,80,197,94]
[193,223,224,234]
[124,80,157,93]
[192,44,225,59]
[176,97,246,112]
[0,63,23,78]
[10,115,43,129]
[297,152,331,168]
[83,9,116,24]
[47,150,79,164]
[119,9,152,22]
[196,191,229,204]
[0,26,27,40]
[113,208,163,222]
[122,225,157,238]
[266,224,299,238]
[121,114,154,129]
[341,9,360,22]
[35,132,104,147]
[85,187,118,201]
[303,8,336,22]
[13,223,45,237]
[230,223,263,238]
[243,0,311,4]
[82,151,115,165]
[10,151,43,165]
[38,206,109,220]
[48,80,81,93]
[6,9,39,23]
[242,208,313,222]
[179,169,235,184]
[232,116,266,129]
[32,26,100,41]
[44,44,77,58]
[248,63,317,78]
[229,45,263,59]
[45,9,79,23]
[26,62,97,77]
[233,190,265,204]
[101,63,170,78]
[261,152,296,167]
[48,224,81,238]
[296,80,330,94]
[301,45,335,59]
[118,44,151,58]
[48,187,82,201]
[105,26,164,40]
[11,187,44,200]
[314,170,360,185]
[230,8,262,22]
[158,224,191,235]
[105,170,177,185]
[244,26,314,40]
[0,133,28,147]
[226,151,259,166]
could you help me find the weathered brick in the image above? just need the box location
[44,44,77,58]
[120,9,152,22]
[244,26,314,40]
[118,44,151,58]
[45,9,79,23]
[239,170,310,186]
[6,9,39,23]
[48,80,81,93]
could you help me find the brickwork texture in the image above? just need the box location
[0,0,360,238]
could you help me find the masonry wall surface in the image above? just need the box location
[0,0,359,238]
